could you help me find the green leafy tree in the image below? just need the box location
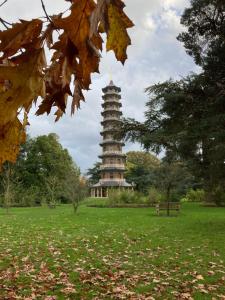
[0,162,16,213]
[21,133,74,205]
[0,133,80,207]
[155,160,194,203]
[65,170,88,213]
[125,151,160,194]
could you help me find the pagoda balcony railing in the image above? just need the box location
[101,117,122,123]
[101,151,124,155]
[102,96,121,101]
[100,164,125,170]
[100,179,126,183]
[103,90,118,95]
[102,100,122,107]
[101,108,122,114]
[100,139,124,146]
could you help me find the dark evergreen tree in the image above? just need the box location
[86,162,101,185]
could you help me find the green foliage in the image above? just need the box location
[209,186,225,207]
[108,189,146,205]
[185,189,206,203]
[82,197,109,207]
[177,0,225,66]
[119,0,225,205]
[65,172,88,213]
[154,161,194,202]
[86,162,101,185]
[13,186,39,207]
[0,133,81,208]
[148,187,162,204]
[125,151,160,194]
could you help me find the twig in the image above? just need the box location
[40,0,52,23]
[0,0,8,8]
[0,17,11,28]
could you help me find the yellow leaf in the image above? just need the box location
[0,114,27,166]
[0,49,46,166]
[106,1,134,64]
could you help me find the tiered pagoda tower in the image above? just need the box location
[91,80,133,198]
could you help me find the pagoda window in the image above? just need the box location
[110,173,114,179]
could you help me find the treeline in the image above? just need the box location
[119,0,225,206]
[0,133,87,210]
[88,151,198,203]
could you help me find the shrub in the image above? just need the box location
[180,197,188,203]
[108,190,146,205]
[185,189,205,202]
[210,186,225,206]
[148,187,162,204]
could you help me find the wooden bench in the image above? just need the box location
[156,202,181,216]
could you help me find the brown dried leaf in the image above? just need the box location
[0,19,43,58]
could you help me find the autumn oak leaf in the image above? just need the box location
[0,19,43,58]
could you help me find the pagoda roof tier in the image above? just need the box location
[99,152,126,158]
[101,117,122,125]
[92,180,133,188]
[100,140,125,146]
[102,100,122,108]
[101,109,122,116]
[102,93,121,100]
[102,80,121,93]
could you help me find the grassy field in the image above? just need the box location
[0,202,224,300]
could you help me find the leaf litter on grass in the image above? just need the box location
[0,205,224,299]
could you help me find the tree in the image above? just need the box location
[155,160,194,203]
[0,0,133,167]
[0,162,16,213]
[86,162,101,185]
[125,151,160,194]
[119,0,225,205]
[0,133,79,207]
[177,0,225,66]
[45,175,60,208]
[120,74,225,205]
[65,169,88,213]
[24,134,78,205]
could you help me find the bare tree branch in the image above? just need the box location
[0,17,10,28]
[40,0,52,23]
[0,0,8,8]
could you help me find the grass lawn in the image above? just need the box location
[0,202,224,300]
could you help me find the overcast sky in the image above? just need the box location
[1,0,199,173]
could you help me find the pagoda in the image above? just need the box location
[91,80,133,198]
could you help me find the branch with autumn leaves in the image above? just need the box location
[0,0,133,167]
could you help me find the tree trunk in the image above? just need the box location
[166,184,171,216]
[73,202,78,214]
